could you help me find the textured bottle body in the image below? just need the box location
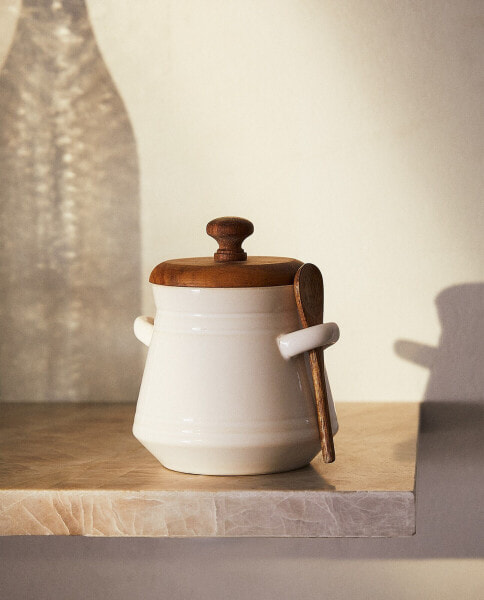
[0,0,141,401]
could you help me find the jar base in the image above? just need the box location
[134,435,320,476]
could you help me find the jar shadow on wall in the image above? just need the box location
[390,283,484,558]
[0,0,142,402]
[394,283,484,404]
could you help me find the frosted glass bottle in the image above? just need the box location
[0,0,141,401]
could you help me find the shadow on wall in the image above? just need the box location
[395,283,484,402]
[0,0,142,402]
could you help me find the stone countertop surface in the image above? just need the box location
[0,402,419,537]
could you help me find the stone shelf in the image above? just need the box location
[0,402,419,537]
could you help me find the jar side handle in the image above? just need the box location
[133,316,154,347]
[277,323,339,360]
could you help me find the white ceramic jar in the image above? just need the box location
[132,218,339,475]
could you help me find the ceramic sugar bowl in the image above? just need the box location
[132,217,339,475]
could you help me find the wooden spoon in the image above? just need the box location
[294,263,335,463]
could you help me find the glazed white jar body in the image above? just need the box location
[133,284,337,475]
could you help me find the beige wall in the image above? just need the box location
[87,0,484,402]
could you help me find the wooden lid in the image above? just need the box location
[149,217,302,288]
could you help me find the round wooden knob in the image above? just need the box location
[206,217,254,262]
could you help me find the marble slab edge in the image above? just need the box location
[0,489,415,538]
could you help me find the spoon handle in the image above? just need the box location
[308,347,335,463]
[294,263,335,463]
